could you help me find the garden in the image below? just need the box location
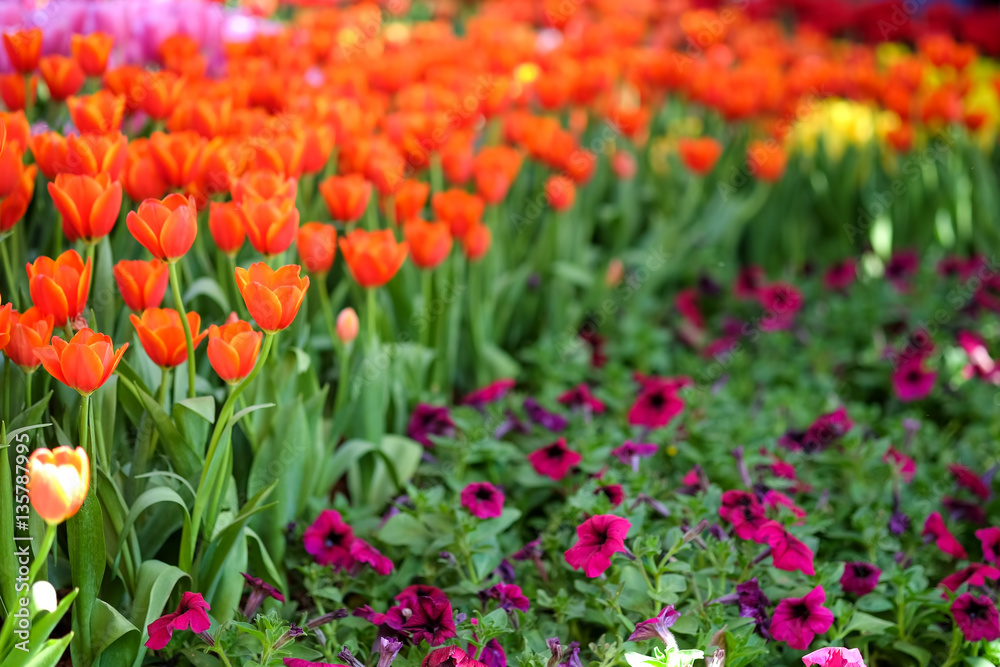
[1,0,1000,665]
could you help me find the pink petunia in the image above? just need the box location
[719,490,768,542]
[975,527,1000,563]
[303,509,356,570]
[461,482,505,519]
[528,438,582,480]
[462,379,516,408]
[922,512,968,560]
[757,521,816,576]
[840,562,881,597]
[763,490,807,520]
[882,446,916,483]
[557,383,606,414]
[948,464,991,500]
[892,359,936,402]
[349,538,394,575]
[939,563,1000,593]
[802,647,867,666]
[770,586,834,651]
[627,378,685,430]
[145,592,212,650]
[564,514,632,578]
[757,282,803,331]
[952,593,1000,642]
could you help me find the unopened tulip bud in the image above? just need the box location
[337,307,359,344]
[27,446,90,524]
[30,581,58,616]
[606,259,624,286]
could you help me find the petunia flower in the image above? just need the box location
[403,595,457,646]
[770,586,834,651]
[892,359,936,402]
[478,639,506,667]
[922,512,968,559]
[627,606,681,647]
[883,446,916,483]
[719,490,767,542]
[461,482,505,519]
[407,404,455,448]
[939,563,1000,593]
[349,538,394,575]
[943,496,986,524]
[949,464,991,500]
[611,441,657,473]
[763,490,806,520]
[737,579,771,638]
[840,562,881,596]
[628,378,685,430]
[528,438,582,480]
[303,509,356,570]
[377,637,404,667]
[557,383,606,414]
[421,646,487,667]
[823,259,856,292]
[757,282,802,331]
[951,593,1000,642]
[975,527,1000,563]
[734,266,765,299]
[145,592,211,650]
[678,466,709,495]
[564,514,632,578]
[241,573,284,618]
[802,647,867,666]
[756,521,815,575]
[524,397,568,432]
[596,484,625,507]
[482,583,530,612]
[462,379,515,409]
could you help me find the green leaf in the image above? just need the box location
[22,633,74,667]
[964,658,996,667]
[844,611,895,636]
[893,641,932,667]
[67,491,106,666]
[113,487,191,571]
[326,439,378,486]
[90,600,139,664]
[129,560,189,667]
[0,421,18,623]
[197,482,277,594]
[5,422,52,445]
[230,402,276,425]
[378,513,431,552]
[468,508,522,545]
[184,276,230,314]
[117,375,200,478]
[2,589,78,667]
[7,393,53,434]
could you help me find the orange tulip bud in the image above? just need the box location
[123,138,168,202]
[432,189,483,238]
[339,229,409,288]
[296,222,338,274]
[67,91,125,135]
[319,174,372,224]
[113,259,169,311]
[239,194,300,257]
[126,194,198,262]
[390,179,430,225]
[28,446,90,525]
[5,307,54,371]
[39,55,85,101]
[130,308,207,368]
[564,148,597,185]
[0,164,35,234]
[29,131,70,181]
[26,250,92,328]
[234,262,310,334]
[72,33,114,77]
[544,175,576,212]
[2,28,42,74]
[48,173,123,244]
[678,137,722,176]
[0,73,36,112]
[207,319,262,384]
[404,219,452,270]
[0,125,23,199]
[209,201,246,256]
[336,307,359,344]
[253,132,305,179]
[34,328,127,395]
[461,223,492,262]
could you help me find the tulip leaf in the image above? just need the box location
[113,486,191,571]
[95,470,139,594]
[183,276,231,315]
[129,560,189,667]
[198,481,277,595]
[245,527,284,594]
[229,402,276,426]
[3,588,79,667]
[21,632,74,667]
[90,599,139,665]
[117,374,200,479]
[4,422,51,446]
[7,392,53,434]
[0,422,17,636]
[67,490,106,667]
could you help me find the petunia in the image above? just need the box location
[823,259,856,292]
[421,645,487,667]
[949,464,991,500]
[757,521,816,575]
[799,407,854,453]
[975,527,1000,563]
[840,562,881,596]
[763,490,807,520]
[478,639,506,667]
[939,563,1000,593]
[564,514,632,578]
[627,605,681,646]
[557,383,606,414]
[241,573,284,618]
[524,397,568,432]
[145,592,211,650]
[528,438,582,481]
[303,509,356,570]
[611,441,658,473]
[349,539,394,575]
[922,512,968,559]
[885,250,919,290]
[943,496,986,524]
[737,579,771,638]
[892,359,936,402]
[757,282,803,331]
[403,595,457,646]
[719,490,767,542]
[734,266,765,299]
[770,586,834,651]
[951,593,1000,642]
[883,446,916,483]
[596,484,625,507]
[407,404,455,448]
[802,647,867,667]
[482,583,530,612]
[462,379,515,408]
[628,378,685,430]
[678,466,709,495]
[461,482,505,519]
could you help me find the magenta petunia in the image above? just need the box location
[719,490,768,542]
[823,259,856,291]
[627,605,681,644]
[478,639,507,667]
[770,585,834,651]
[949,464,991,500]
[892,359,936,402]
[397,584,449,606]
[757,282,803,331]
[145,592,212,650]
[564,514,632,578]
[610,441,657,472]
[283,660,351,667]
[241,572,284,617]
[757,521,816,576]
[462,379,516,408]
[461,482,505,519]
[939,563,1000,593]
[734,265,765,299]
[627,378,685,430]
[303,509,356,570]
[403,595,457,646]
[922,512,968,560]
[951,593,1000,642]
[407,403,456,448]
[595,484,624,507]
[528,438,582,480]
[885,249,919,290]
[802,647,866,666]
[524,397,568,432]
[975,527,1000,563]
[422,645,488,667]
[483,583,530,612]
[675,288,705,330]
[840,562,881,596]
[557,383,606,414]
[883,446,916,483]
[763,490,806,520]
[349,538,394,575]
[957,330,998,381]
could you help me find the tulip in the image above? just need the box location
[231,170,297,205]
[297,222,338,274]
[300,123,335,174]
[319,174,372,223]
[6,307,55,371]
[336,307,359,344]
[391,179,430,224]
[48,173,123,244]
[207,319,262,383]
[72,33,114,77]
[67,91,126,135]
[39,55,85,101]
[26,250,92,328]
[678,137,723,176]
[462,224,492,262]
[123,138,168,202]
[126,194,198,262]
[65,132,127,180]
[2,29,42,74]
[473,146,522,204]
[0,73,35,112]
[0,300,9,352]
[240,195,300,257]
[28,446,90,524]
[1,111,29,151]
[234,263,310,334]
[141,72,185,121]
[29,132,69,180]
[432,189,484,238]
[209,201,246,256]
[130,308,207,369]
[253,132,305,178]
[339,229,409,288]
[34,328,127,395]
[404,220,452,270]
[113,259,170,312]
[148,131,207,191]
[545,176,576,212]
[0,164,35,234]
[0,126,24,200]
[747,141,786,182]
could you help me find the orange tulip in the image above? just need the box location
[65,132,127,180]
[239,194,300,257]
[678,137,723,176]
[72,33,114,77]
[0,299,9,352]
[5,307,54,371]
[390,179,430,224]
[34,328,127,395]
[209,201,246,256]
[545,175,576,212]
[126,194,198,262]
[462,224,492,262]
[336,307,359,344]
[231,170,297,205]
[339,229,409,288]
[113,259,169,311]
[29,132,70,180]
[404,220,452,270]
[130,308,207,368]
[747,140,786,182]
[0,73,36,112]
[103,65,145,112]
[48,173,123,244]
[26,250,92,328]
[564,149,597,185]
[27,447,90,525]
[253,132,305,178]
[297,222,338,274]
[39,55,85,101]
[67,91,125,135]
[0,164,35,234]
[432,189,484,238]
[123,138,169,202]
[441,133,474,185]
[234,262,310,333]
[141,71,185,121]
[148,131,207,191]
[0,111,30,151]
[207,319,262,383]
[0,124,23,199]
[319,174,372,223]
[473,146,522,204]
[300,123,335,174]
[2,28,42,74]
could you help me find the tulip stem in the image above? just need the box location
[24,370,32,409]
[23,73,34,121]
[0,238,20,310]
[26,522,56,586]
[420,269,433,348]
[2,359,9,423]
[430,152,443,196]
[225,253,249,320]
[168,261,197,399]
[317,274,337,348]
